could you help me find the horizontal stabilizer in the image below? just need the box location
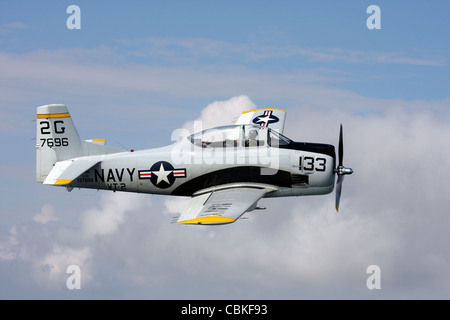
[85,139,106,146]
[43,159,99,185]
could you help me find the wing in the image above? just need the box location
[177,187,267,225]
[235,108,286,133]
[43,159,99,185]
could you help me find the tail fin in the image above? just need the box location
[36,104,122,182]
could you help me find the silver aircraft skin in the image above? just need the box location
[36,104,353,225]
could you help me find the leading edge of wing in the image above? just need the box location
[177,186,268,225]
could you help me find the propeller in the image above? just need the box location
[334,124,353,211]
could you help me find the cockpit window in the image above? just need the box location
[243,126,266,147]
[190,125,241,148]
[268,129,291,147]
[189,124,290,148]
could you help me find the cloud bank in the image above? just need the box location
[2,94,450,299]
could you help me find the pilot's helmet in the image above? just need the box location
[249,130,258,139]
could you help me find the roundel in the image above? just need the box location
[252,110,279,127]
[138,161,187,189]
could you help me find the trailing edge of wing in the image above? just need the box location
[177,187,267,225]
[43,159,99,186]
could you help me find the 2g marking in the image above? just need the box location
[40,120,66,135]
[39,120,69,147]
[299,156,326,172]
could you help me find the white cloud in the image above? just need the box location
[0,226,19,261]
[163,197,190,216]
[32,244,92,290]
[0,22,38,35]
[3,48,445,118]
[155,97,450,298]
[180,95,256,134]
[79,192,151,239]
[33,204,58,224]
[119,37,447,66]
[2,94,450,298]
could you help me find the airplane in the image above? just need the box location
[36,104,353,225]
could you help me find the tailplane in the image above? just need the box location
[36,104,123,182]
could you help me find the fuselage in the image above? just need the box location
[69,125,336,199]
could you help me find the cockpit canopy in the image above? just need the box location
[189,125,291,148]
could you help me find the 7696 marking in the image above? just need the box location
[40,137,69,147]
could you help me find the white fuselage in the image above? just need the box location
[69,136,336,199]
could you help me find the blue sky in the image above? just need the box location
[2,1,449,101]
[1,1,450,299]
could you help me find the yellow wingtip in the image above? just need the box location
[178,216,236,225]
[55,179,72,185]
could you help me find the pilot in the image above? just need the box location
[247,129,258,146]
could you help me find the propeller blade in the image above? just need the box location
[338,123,343,168]
[335,174,344,212]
